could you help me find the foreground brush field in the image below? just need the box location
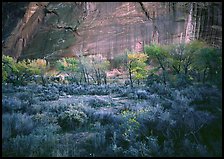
[2,82,222,157]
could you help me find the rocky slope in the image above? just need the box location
[2,2,222,62]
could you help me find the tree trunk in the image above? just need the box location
[94,69,98,85]
[184,66,188,75]
[103,72,107,85]
[97,68,101,85]
[79,74,83,84]
[162,71,167,85]
[95,68,101,85]
[85,68,90,84]
[156,56,166,84]
[202,67,207,84]
[41,74,46,86]
[82,66,87,83]
[89,74,96,84]
[74,76,79,85]
[172,65,180,74]
[128,66,133,88]
[197,71,201,82]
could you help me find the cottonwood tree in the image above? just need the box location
[55,57,79,84]
[2,55,18,84]
[2,55,48,85]
[127,52,148,87]
[26,59,48,85]
[111,52,128,70]
[90,55,110,85]
[77,56,91,84]
[144,44,170,85]
[192,47,222,85]
[168,41,206,83]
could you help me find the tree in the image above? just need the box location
[127,52,148,87]
[75,55,110,85]
[2,55,18,83]
[111,53,128,70]
[55,56,110,85]
[27,59,48,85]
[76,55,93,85]
[144,44,170,84]
[2,55,48,85]
[168,43,186,75]
[90,55,110,85]
[55,57,79,84]
[15,60,30,85]
[55,57,78,73]
[184,40,207,75]
[14,59,48,85]
[192,47,222,85]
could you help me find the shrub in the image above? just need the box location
[17,91,36,107]
[118,87,136,98]
[2,113,34,140]
[39,92,59,101]
[111,53,128,69]
[146,73,162,85]
[118,110,141,147]
[149,82,172,97]
[2,97,22,113]
[169,73,192,88]
[92,111,117,125]
[58,104,88,130]
[136,89,149,99]
[37,86,59,101]
[2,83,16,93]
[147,93,161,106]
[3,125,60,157]
[87,85,110,95]
[46,103,69,114]
[27,104,43,115]
[32,112,57,126]
[91,131,107,151]
[179,85,203,102]
[2,55,49,85]
[180,138,209,157]
[86,96,110,108]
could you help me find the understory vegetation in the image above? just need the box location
[2,40,222,157]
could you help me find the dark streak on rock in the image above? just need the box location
[138,2,153,21]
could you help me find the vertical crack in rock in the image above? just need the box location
[138,2,160,44]
[138,2,153,21]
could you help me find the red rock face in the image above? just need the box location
[68,2,188,60]
[2,2,222,61]
[3,2,49,59]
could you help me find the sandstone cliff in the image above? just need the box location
[2,2,222,62]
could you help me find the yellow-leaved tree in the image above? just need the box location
[127,53,148,87]
[2,55,48,85]
[27,59,48,85]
